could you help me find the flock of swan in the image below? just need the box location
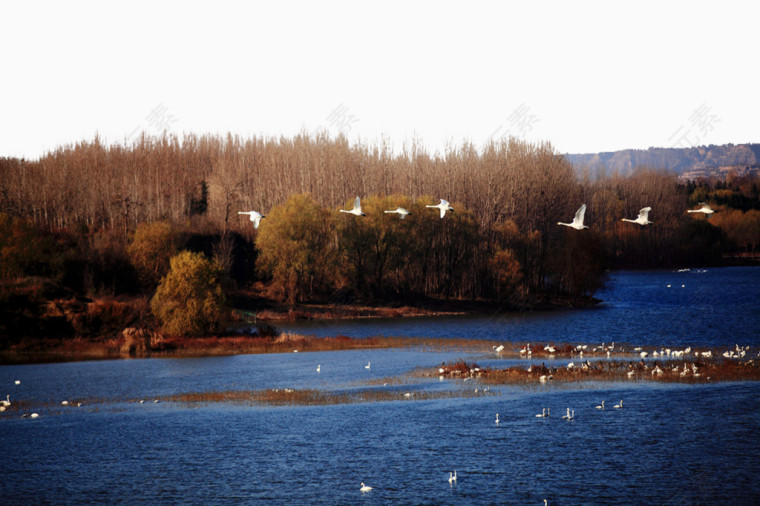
[358,389,628,496]
[238,198,715,231]
[238,197,453,229]
[557,202,713,230]
[1,388,40,418]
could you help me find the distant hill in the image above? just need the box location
[565,143,760,180]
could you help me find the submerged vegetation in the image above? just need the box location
[1,133,759,347]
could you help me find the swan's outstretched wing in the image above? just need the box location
[440,200,452,218]
[638,207,651,220]
[353,196,361,211]
[573,204,587,225]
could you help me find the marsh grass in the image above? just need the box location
[473,358,760,385]
[161,386,497,407]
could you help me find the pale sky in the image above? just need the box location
[2,0,758,160]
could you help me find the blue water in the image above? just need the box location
[1,267,759,504]
[279,266,760,348]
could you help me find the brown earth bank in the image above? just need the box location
[0,277,600,365]
[229,288,601,322]
[0,332,500,365]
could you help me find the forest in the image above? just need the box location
[1,133,759,340]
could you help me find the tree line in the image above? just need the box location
[1,133,758,315]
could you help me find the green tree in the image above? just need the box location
[127,221,178,290]
[255,194,337,304]
[337,194,413,298]
[150,250,227,336]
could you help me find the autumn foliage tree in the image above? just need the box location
[150,251,227,336]
[255,194,337,304]
[127,221,178,290]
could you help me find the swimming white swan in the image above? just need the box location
[536,408,547,418]
[341,196,366,216]
[596,401,605,410]
[1,395,10,407]
[557,204,589,230]
[426,199,454,218]
[384,207,411,219]
[30,412,39,418]
[448,470,457,483]
[622,207,652,226]
[687,202,714,215]
[316,364,321,373]
[360,483,373,493]
[613,400,623,409]
[14,380,20,385]
[365,362,371,370]
[495,413,500,424]
[237,210,265,229]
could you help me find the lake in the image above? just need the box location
[1,267,759,504]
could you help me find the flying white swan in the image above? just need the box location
[384,207,411,219]
[237,210,265,229]
[687,202,714,215]
[360,483,373,493]
[340,196,366,216]
[426,199,454,218]
[622,207,652,226]
[557,204,589,230]
[493,344,505,353]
